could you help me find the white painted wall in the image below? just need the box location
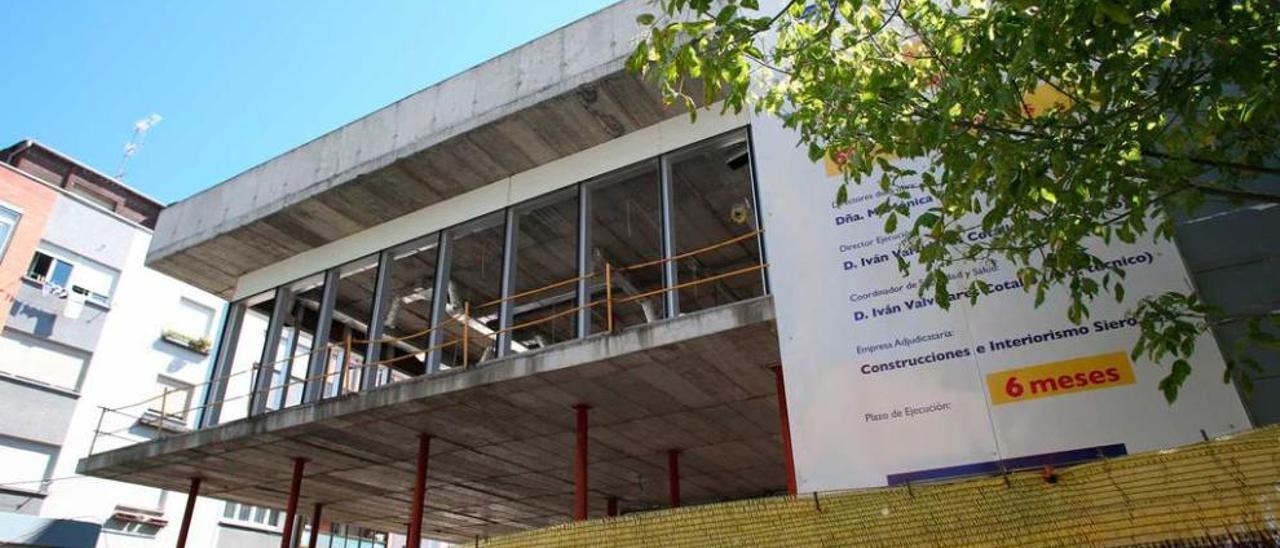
[34,197,237,547]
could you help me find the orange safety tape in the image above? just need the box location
[617,229,763,273]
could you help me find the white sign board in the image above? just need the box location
[750,116,1251,492]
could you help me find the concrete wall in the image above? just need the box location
[7,281,109,354]
[42,196,139,270]
[1174,201,1280,425]
[215,524,280,548]
[0,377,77,446]
[0,492,44,516]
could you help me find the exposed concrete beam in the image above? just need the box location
[77,297,780,543]
[148,0,682,297]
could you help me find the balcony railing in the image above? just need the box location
[88,230,766,456]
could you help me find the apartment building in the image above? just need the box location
[0,142,390,547]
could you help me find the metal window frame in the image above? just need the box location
[658,154,679,318]
[197,302,245,428]
[426,232,452,372]
[496,208,518,358]
[743,125,771,296]
[302,268,340,404]
[361,249,394,391]
[223,126,765,406]
[249,286,293,416]
[575,182,592,338]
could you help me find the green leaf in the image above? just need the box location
[637,13,656,25]
[1096,2,1133,24]
[622,0,1276,404]
[1159,359,1192,404]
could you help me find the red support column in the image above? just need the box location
[175,477,201,548]
[573,404,591,521]
[280,457,307,548]
[407,434,432,548]
[307,503,324,548]
[772,365,798,496]
[667,449,681,508]
[605,496,619,518]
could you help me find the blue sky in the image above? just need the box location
[0,1,615,204]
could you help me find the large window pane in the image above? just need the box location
[267,274,325,410]
[221,291,275,423]
[586,162,665,332]
[373,236,439,381]
[669,131,764,314]
[437,212,505,368]
[322,254,381,397]
[509,187,578,352]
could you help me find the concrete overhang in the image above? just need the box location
[79,297,784,543]
[150,0,683,297]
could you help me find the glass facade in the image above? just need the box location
[200,128,766,426]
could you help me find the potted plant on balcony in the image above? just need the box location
[160,329,212,355]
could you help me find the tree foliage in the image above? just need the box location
[629,0,1280,401]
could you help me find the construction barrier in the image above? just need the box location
[482,426,1280,547]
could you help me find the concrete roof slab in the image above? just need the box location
[79,297,783,543]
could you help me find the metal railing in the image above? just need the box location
[88,229,765,455]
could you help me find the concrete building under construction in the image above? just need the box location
[76,1,1277,546]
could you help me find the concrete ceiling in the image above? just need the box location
[148,0,691,298]
[80,298,785,544]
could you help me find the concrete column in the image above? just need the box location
[573,404,591,521]
[175,477,201,548]
[280,458,307,548]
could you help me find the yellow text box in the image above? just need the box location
[987,351,1136,406]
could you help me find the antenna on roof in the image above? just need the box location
[115,113,162,180]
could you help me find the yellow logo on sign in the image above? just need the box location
[987,351,1136,405]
